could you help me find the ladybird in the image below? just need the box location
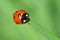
[13,10,30,24]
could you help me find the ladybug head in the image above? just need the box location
[18,13,30,24]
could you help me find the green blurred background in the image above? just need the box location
[0,0,60,40]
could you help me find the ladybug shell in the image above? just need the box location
[13,10,26,24]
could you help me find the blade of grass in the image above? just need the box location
[29,18,59,40]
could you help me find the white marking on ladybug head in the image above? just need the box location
[26,14,28,17]
[23,20,26,22]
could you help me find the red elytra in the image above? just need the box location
[13,10,26,24]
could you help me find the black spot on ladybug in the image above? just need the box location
[18,14,21,16]
[14,16,15,18]
[16,22,18,24]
